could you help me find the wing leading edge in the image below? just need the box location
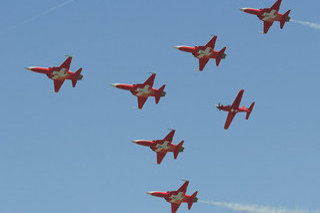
[54,79,65,93]
[59,56,72,71]
[171,203,181,213]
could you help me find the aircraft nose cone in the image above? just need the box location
[174,46,182,50]
[111,83,119,88]
[146,191,154,195]
[131,140,139,144]
[239,8,246,12]
[26,67,33,71]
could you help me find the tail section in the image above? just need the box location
[188,191,198,210]
[216,47,227,66]
[246,102,255,120]
[72,68,83,87]
[155,85,166,104]
[280,10,291,29]
[173,140,184,159]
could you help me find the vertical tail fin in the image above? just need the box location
[72,68,82,87]
[188,191,198,210]
[280,10,291,29]
[246,102,255,120]
[155,85,166,104]
[216,47,227,66]
[173,140,184,159]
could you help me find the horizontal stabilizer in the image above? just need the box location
[246,102,255,120]
[155,85,166,104]
[280,10,291,29]
[72,68,82,87]
[188,191,198,210]
[216,47,226,66]
[173,140,184,159]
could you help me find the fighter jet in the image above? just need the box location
[132,129,184,164]
[147,180,198,213]
[26,56,83,93]
[111,73,166,109]
[174,35,226,71]
[217,89,255,130]
[240,0,291,34]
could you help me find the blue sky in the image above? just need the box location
[0,0,320,212]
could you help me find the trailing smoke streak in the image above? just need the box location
[19,0,74,25]
[198,200,316,213]
[0,0,74,35]
[291,20,320,30]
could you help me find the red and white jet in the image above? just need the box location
[217,89,255,130]
[26,56,83,93]
[147,180,198,213]
[132,129,184,164]
[240,0,291,34]
[111,73,166,109]
[174,35,226,71]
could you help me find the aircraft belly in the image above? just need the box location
[51,76,66,80]
[170,199,182,204]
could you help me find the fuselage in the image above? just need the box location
[174,46,225,60]
[26,66,83,81]
[132,140,184,153]
[217,105,249,113]
[147,191,193,205]
[240,8,290,23]
[111,83,165,98]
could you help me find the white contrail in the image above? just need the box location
[199,200,316,213]
[291,20,320,30]
[0,0,74,35]
[20,0,75,25]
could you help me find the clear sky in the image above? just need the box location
[0,0,320,212]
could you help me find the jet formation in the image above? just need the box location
[240,0,291,34]
[26,56,83,93]
[23,0,298,212]
[132,129,184,164]
[147,180,198,213]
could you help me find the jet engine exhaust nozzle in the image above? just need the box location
[193,197,198,203]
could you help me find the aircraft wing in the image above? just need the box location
[231,89,244,109]
[171,203,181,213]
[157,151,167,164]
[270,0,281,11]
[224,111,236,129]
[137,97,148,109]
[143,73,156,87]
[264,21,274,34]
[59,56,72,71]
[163,130,175,143]
[199,58,209,71]
[54,79,65,93]
[177,181,189,194]
[205,35,217,49]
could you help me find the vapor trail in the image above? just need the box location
[291,20,320,30]
[0,0,74,35]
[199,200,316,213]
